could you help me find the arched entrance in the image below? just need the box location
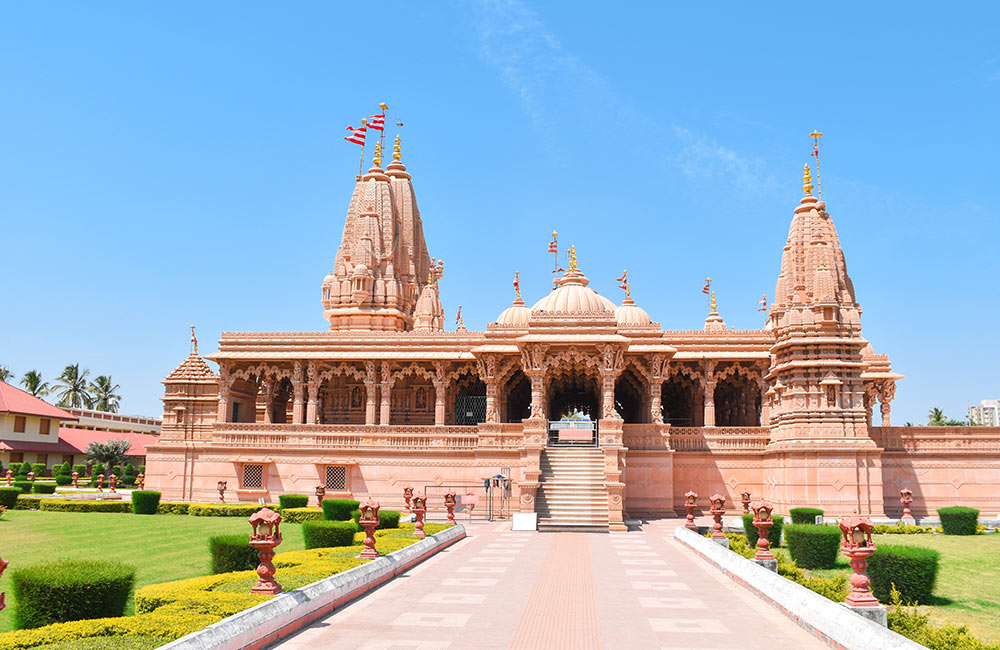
[547,364,600,421]
[503,370,531,423]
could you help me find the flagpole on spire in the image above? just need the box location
[378,102,388,152]
[190,325,198,355]
[809,130,823,199]
[702,277,712,312]
[359,118,369,176]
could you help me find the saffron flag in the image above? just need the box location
[702,278,711,295]
[344,125,367,145]
[552,267,565,274]
[456,305,462,325]
[548,240,558,253]
[758,294,767,312]
[616,271,627,283]
[367,114,385,131]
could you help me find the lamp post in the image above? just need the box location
[96,474,104,492]
[839,515,879,607]
[5,470,11,486]
[136,473,145,490]
[750,500,776,570]
[217,480,227,503]
[444,492,457,525]
[684,490,698,531]
[315,485,326,508]
[709,493,727,544]
[109,474,117,493]
[740,490,751,514]
[26,472,34,483]
[899,488,914,524]
[403,486,413,513]
[412,495,427,539]
[248,507,283,595]
[358,501,380,559]
[71,471,79,489]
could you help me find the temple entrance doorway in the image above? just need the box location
[546,366,600,446]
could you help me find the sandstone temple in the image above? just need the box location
[146,136,1000,530]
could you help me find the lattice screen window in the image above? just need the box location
[325,465,347,490]
[242,464,264,489]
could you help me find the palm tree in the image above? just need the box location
[928,408,946,426]
[54,364,94,408]
[0,366,11,382]
[20,370,51,397]
[85,439,132,475]
[90,375,121,413]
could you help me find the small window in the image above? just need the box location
[242,464,264,489]
[232,402,240,423]
[14,416,26,433]
[10,452,23,463]
[37,453,48,467]
[62,454,74,465]
[39,419,51,435]
[325,466,347,490]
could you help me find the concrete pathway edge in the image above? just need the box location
[159,525,467,650]
[673,527,927,650]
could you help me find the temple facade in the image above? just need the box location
[146,137,1000,530]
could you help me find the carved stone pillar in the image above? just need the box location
[261,379,273,424]
[305,362,318,424]
[476,355,499,424]
[878,380,896,427]
[648,354,666,425]
[291,361,304,424]
[520,345,549,421]
[529,372,546,419]
[379,361,392,425]
[433,363,446,426]
[599,345,624,419]
[217,366,231,423]
[759,381,770,426]
[364,361,377,425]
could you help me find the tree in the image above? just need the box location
[90,375,121,413]
[927,408,946,426]
[20,370,51,397]
[0,366,11,382]
[54,363,93,408]
[85,439,132,475]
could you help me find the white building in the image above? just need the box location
[969,399,1000,426]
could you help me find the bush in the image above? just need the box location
[0,488,20,509]
[350,509,363,530]
[72,464,88,476]
[280,507,324,524]
[57,462,71,476]
[321,499,360,522]
[15,496,41,510]
[39,499,132,513]
[302,521,357,549]
[124,463,135,475]
[278,494,309,509]
[937,506,979,535]
[789,507,824,525]
[111,465,123,477]
[138,465,146,474]
[54,474,73,486]
[189,503,278,517]
[131,491,161,515]
[92,463,104,476]
[868,544,940,605]
[742,512,784,548]
[380,510,401,529]
[156,502,190,515]
[32,483,56,495]
[30,463,47,477]
[13,481,33,494]
[784,524,841,569]
[9,462,22,475]
[16,463,29,476]
[209,535,259,574]
[10,560,136,629]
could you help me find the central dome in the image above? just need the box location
[531,268,617,314]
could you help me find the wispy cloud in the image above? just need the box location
[671,126,779,197]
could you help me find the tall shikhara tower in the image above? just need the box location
[320,136,443,331]
[764,164,884,516]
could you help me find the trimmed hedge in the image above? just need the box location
[10,560,136,629]
[281,507,324,524]
[15,496,41,510]
[57,462,71,476]
[131,491,161,515]
[868,544,940,604]
[54,474,73,486]
[0,488,20,509]
[742,512,785,548]
[789,507,824,525]
[157,502,190,515]
[30,463,47,477]
[278,494,309,510]
[380,510,401,529]
[784,524,841,569]
[32,483,56,495]
[302,521,357,549]
[72,464,87,476]
[189,503,278,517]
[13,482,32,494]
[937,506,979,535]
[39,499,132,513]
[9,462,22,475]
[321,499,360,522]
[209,535,259,574]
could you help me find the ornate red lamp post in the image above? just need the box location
[444,492,457,525]
[403,486,413,513]
[71,471,79,489]
[315,485,326,508]
[684,490,698,531]
[358,501,380,559]
[839,515,879,608]
[0,555,7,612]
[740,490,751,514]
[899,488,914,524]
[217,480,227,503]
[5,470,12,486]
[412,495,427,539]
[96,474,104,492]
[136,473,145,490]
[26,472,35,483]
[248,508,283,595]
[709,493,727,542]
[109,474,117,493]
[750,500,776,569]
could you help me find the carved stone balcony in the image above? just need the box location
[211,423,480,450]
[869,426,1000,453]
[622,424,771,452]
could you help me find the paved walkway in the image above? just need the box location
[272,519,823,650]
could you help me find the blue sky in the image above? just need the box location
[1,2,997,423]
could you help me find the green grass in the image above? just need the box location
[0,509,306,633]
[779,533,1000,643]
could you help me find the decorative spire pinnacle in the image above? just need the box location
[190,325,198,355]
[393,134,401,162]
[803,163,814,196]
[373,141,383,167]
[710,291,718,313]
[567,245,578,270]
[513,271,521,300]
[617,270,630,299]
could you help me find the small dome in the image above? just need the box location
[531,268,616,314]
[615,297,651,326]
[322,271,335,285]
[351,263,371,278]
[496,298,531,326]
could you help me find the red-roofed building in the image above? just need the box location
[0,381,78,472]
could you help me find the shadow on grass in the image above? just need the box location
[926,595,956,607]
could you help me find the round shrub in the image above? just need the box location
[209,534,259,574]
[91,463,104,476]
[867,544,940,604]
[279,494,309,509]
[784,524,841,569]
[57,462,71,476]
[789,507,824,525]
[13,481,33,494]
[742,513,785,548]
[31,463,47,477]
[379,510,401,529]
[16,464,29,477]
[131,490,161,515]
[937,506,979,535]
[322,499,360,522]
[32,483,56,495]
[72,464,87,476]
[10,560,136,629]
[0,487,20,509]
[303,520,357,549]
[54,474,72,486]
[9,462,22,475]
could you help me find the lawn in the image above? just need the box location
[0,509,306,634]
[778,533,1000,643]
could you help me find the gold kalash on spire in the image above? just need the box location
[567,245,578,270]
[393,133,402,162]
[373,140,383,168]
[803,163,814,197]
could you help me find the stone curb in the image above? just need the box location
[672,526,927,650]
[160,525,467,650]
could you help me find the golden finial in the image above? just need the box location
[710,291,717,313]
[802,163,813,196]
[373,141,382,167]
[378,102,389,112]
[552,230,558,239]
[393,134,401,162]
[568,245,578,270]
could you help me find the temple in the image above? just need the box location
[146,136,1000,531]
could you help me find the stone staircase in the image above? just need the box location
[536,447,609,531]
